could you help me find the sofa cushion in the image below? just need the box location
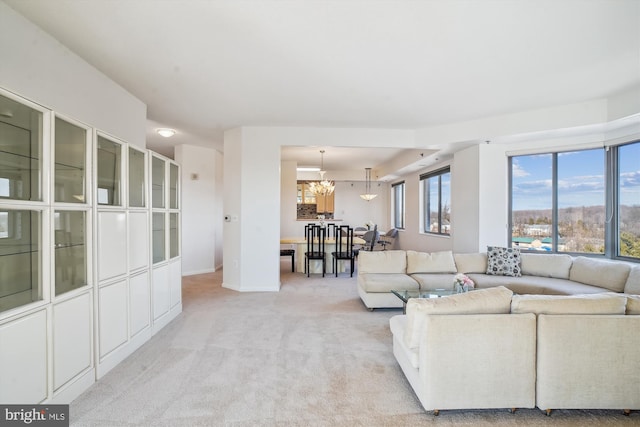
[453,252,487,274]
[358,273,419,293]
[467,274,610,295]
[406,250,457,274]
[410,273,457,290]
[511,293,627,315]
[520,253,572,279]
[357,250,407,274]
[404,286,513,349]
[627,294,640,315]
[486,246,522,277]
[569,256,631,293]
[624,265,640,295]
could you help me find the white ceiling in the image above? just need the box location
[5,0,640,172]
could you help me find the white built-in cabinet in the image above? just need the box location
[0,88,182,403]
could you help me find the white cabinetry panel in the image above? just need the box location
[98,211,127,281]
[0,310,47,403]
[129,272,150,337]
[98,281,128,358]
[53,293,92,391]
[169,259,182,308]
[128,212,149,271]
[152,265,169,321]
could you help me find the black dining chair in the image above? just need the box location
[305,224,326,277]
[327,223,339,239]
[280,247,295,272]
[304,223,316,239]
[332,225,355,277]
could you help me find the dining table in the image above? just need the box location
[280,236,366,274]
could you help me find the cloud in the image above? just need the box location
[557,176,604,192]
[513,179,552,193]
[511,161,530,178]
[621,170,640,187]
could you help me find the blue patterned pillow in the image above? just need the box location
[486,246,522,277]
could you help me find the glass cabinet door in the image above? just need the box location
[152,156,165,209]
[0,94,43,201]
[54,210,86,296]
[128,147,146,208]
[169,163,179,209]
[97,136,121,206]
[0,209,41,313]
[152,212,165,264]
[169,212,179,259]
[54,118,86,203]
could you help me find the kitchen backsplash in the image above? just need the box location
[297,204,334,219]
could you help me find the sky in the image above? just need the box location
[511,144,640,211]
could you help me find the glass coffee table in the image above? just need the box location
[391,289,456,314]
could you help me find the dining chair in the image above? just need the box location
[280,247,295,272]
[327,223,339,239]
[304,223,316,239]
[377,228,398,250]
[305,224,326,277]
[361,225,379,252]
[332,225,355,277]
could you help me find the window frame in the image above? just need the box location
[392,181,405,230]
[420,167,451,236]
[509,140,639,262]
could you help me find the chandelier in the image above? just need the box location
[360,168,378,201]
[308,150,335,196]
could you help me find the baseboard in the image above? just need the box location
[95,327,153,379]
[182,268,216,276]
[48,368,95,404]
[223,282,280,292]
[151,304,182,336]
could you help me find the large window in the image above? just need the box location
[510,142,639,260]
[392,181,405,229]
[421,167,451,235]
[618,142,640,258]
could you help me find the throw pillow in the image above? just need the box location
[511,293,627,315]
[403,286,513,350]
[486,246,522,277]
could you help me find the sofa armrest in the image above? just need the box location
[418,313,536,411]
[536,314,640,411]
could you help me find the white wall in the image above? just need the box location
[225,126,416,291]
[0,2,146,147]
[175,144,222,275]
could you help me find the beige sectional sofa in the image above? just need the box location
[357,249,640,309]
[389,287,640,415]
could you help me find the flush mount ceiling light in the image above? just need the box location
[157,128,176,138]
[360,168,378,201]
[307,150,335,196]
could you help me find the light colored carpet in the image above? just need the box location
[69,262,638,426]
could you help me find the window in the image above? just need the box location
[618,142,640,259]
[392,181,405,229]
[510,142,639,260]
[421,167,451,235]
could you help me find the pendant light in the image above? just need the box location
[360,168,378,201]
[308,150,335,196]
